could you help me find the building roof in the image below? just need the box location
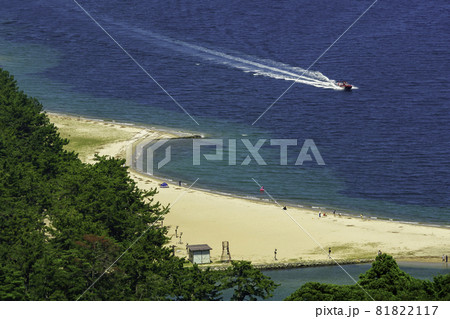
[187,244,212,252]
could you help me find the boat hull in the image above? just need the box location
[337,81,352,91]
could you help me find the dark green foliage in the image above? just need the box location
[222,261,279,301]
[0,68,275,301]
[0,265,27,300]
[432,274,450,300]
[285,282,368,301]
[286,254,450,301]
[172,264,224,301]
[358,254,413,292]
[0,67,186,300]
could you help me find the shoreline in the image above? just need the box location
[47,111,448,229]
[46,111,202,163]
[46,111,205,139]
[144,172,450,230]
[204,258,376,271]
[132,168,450,230]
[47,111,450,266]
[204,258,450,271]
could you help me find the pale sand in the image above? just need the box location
[48,113,180,163]
[48,112,450,266]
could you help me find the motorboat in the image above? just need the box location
[336,81,352,91]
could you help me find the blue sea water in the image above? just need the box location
[1,0,449,225]
[262,262,450,300]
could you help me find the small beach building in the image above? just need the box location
[187,244,212,264]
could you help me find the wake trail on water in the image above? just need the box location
[113,21,354,90]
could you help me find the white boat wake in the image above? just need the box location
[115,21,355,90]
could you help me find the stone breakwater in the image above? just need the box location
[201,258,375,271]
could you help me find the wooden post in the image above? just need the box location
[220,241,231,262]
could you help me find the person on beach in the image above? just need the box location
[378,250,382,256]
[328,247,331,258]
[274,249,277,261]
[319,212,321,218]
[446,255,448,263]
[333,210,336,216]
[443,255,446,262]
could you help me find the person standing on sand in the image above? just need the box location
[443,254,446,262]
[274,249,277,261]
[328,247,331,258]
[446,255,448,263]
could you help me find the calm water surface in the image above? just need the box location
[0,0,448,224]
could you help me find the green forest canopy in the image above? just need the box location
[0,68,448,301]
[0,68,276,301]
[286,254,450,301]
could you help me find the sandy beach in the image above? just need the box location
[48,112,450,266]
[47,113,184,163]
